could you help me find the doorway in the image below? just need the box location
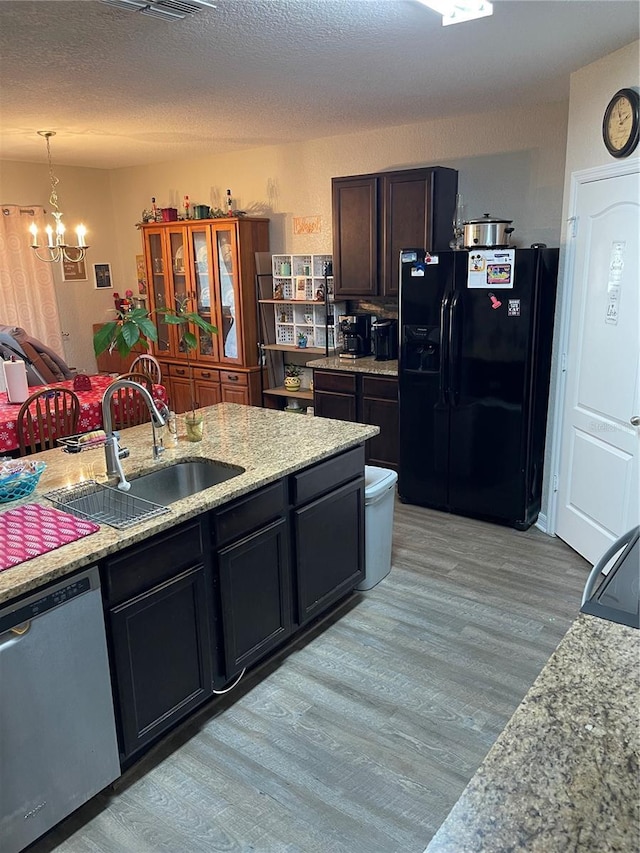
[550,159,639,564]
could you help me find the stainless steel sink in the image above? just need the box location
[45,460,245,528]
[127,459,244,505]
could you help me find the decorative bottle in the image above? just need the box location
[226,189,233,217]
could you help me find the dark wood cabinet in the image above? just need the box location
[109,566,213,762]
[294,477,365,625]
[313,370,357,422]
[291,446,365,625]
[332,167,458,298]
[217,517,291,678]
[313,370,398,470]
[101,519,214,763]
[98,449,366,765]
[213,480,291,682]
[361,375,399,470]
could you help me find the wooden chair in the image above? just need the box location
[130,354,162,384]
[110,373,154,429]
[17,388,80,455]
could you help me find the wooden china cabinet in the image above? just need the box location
[141,217,269,412]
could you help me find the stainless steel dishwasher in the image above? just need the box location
[0,566,121,853]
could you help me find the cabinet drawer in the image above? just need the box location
[220,370,248,386]
[313,370,356,394]
[194,367,220,383]
[103,519,205,606]
[362,375,398,401]
[214,479,287,547]
[291,445,365,506]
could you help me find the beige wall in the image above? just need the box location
[2,99,569,373]
[2,100,569,372]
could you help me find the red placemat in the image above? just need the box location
[0,504,100,571]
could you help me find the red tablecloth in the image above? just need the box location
[0,375,167,454]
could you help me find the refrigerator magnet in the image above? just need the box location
[468,249,516,288]
[508,299,521,316]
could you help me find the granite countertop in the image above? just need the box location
[307,355,398,377]
[426,613,640,853]
[0,404,378,605]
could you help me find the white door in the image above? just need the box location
[555,164,639,564]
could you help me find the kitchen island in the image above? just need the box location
[425,612,640,853]
[0,403,377,605]
[2,403,379,850]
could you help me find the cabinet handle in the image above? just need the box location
[201,372,211,379]
[176,368,186,376]
[227,374,239,382]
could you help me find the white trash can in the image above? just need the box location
[356,465,398,591]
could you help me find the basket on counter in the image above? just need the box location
[0,461,46,504]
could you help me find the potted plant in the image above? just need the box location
[283,363,303,392]
[93,300,217,442]
[162,297,217,441]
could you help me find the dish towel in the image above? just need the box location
[0,504,100,571]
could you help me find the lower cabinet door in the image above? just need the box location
[314,390,356,421]
[294,477,364,625]
[218,516,291,679]
[109,565,213,761]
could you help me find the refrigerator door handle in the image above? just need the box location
[441,291,451,403]
[448,290,461,406]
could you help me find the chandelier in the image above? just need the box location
[29,131,89,264]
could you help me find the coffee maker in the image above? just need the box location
[338,315,372,359]
[371,318,398,361]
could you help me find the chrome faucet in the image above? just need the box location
[101,379,167,490]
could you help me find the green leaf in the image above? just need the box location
[121,321,141,349]
[163,313,186,326]
[182,330,198,351]
[93,322,117,356]
[189,314,218,334]
[137,316,158,341]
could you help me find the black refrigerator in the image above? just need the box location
[398,246,558,530]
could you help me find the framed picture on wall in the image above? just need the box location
[61,256,88,282]
[93,263,113,289]
[136,253,147,294]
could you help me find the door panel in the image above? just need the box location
[557,168,640,562]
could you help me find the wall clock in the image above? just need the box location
[602,88,639,158]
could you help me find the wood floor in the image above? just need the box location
[28,500,590,853]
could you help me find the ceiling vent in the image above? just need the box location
[100,0,217,21]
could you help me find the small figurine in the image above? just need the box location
[315,283,325,302]
[226,189,233,217]
[183,194,190,220]
[273,282,284,300]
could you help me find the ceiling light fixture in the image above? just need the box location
[29,131,88,264]
[415,0,493,26]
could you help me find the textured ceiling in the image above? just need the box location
[0,0,638,169]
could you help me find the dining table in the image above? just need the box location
[0,375,168,455]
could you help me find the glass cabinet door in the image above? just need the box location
[213,224,241,362]
[146,230,171,355]
[168,228,188,357]
[189,227,219,360]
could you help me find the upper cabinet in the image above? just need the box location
[331,167,458,299]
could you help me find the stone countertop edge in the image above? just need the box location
[0,404,378,605]
[424,613,640,853]
[306,355,398,377]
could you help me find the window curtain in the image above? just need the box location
[0,205,64,353]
